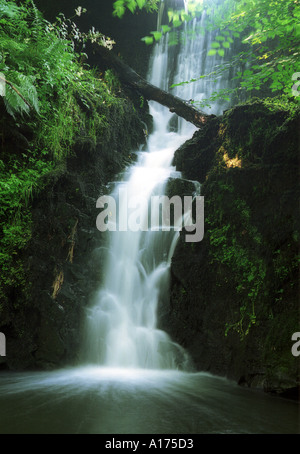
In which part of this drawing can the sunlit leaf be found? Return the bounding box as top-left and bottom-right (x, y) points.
(150, 30), (162, 41)
(141, 35), (153, 45)
(173, 19), (182, 28)
(126, 0), (136, 13)
(161, 24), (171, 34)
(136, 0), (146, 9)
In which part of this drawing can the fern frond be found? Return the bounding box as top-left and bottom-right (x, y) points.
(29, 0), (47, 41)
(2, 72), (39, 118)
(0, 1), (19, 20)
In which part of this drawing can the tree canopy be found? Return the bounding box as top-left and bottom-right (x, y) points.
(113, 0), (300, 105)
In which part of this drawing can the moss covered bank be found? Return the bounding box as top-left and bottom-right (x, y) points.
(160, 99), (300, 398)
(0, 88), (148, 370)
(0, 0), (151, 370)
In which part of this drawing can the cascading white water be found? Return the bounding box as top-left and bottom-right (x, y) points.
(84, 3), (232, 370)
(1, 3), (299, 438)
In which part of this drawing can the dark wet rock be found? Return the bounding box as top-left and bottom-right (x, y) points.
(0, 96), (147, 371)
(160, 101), (300, 398)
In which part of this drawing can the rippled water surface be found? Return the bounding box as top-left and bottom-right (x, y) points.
(0, 367), (298, 434)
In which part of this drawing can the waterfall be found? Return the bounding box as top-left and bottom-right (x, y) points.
(83, 4), (232, 370)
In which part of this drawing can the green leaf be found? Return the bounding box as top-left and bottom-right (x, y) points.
(161, 24), (171, 34)
(136, 0), (146, 9)
(208, 49), (217, 56)
(141, 36), (153, 45)
(150, 30), (162, 41)
(126, 0), (136, 13)
(181, 13), (192, 22)
(211, 41), (220, 48)
(218, 49), (225, 57)
(222, 41), (230, 48)
(113, 5), (125, 18)
(173, 19), (182, 28)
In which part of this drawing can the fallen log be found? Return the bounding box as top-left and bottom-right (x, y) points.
(92, 44), (215, 128)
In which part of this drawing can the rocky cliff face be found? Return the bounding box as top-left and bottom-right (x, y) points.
(1, 78), (298, 402)
(0, 97), (149, 370)
(161, 100), (300, 398)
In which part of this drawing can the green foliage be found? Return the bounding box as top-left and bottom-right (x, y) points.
(0, 0), (115, 119)
(140, 0), (299, 106)
(103, 69), (121, 94)
(202, 100), (299, 339)
(113, 0), (159, 18)
(113, 0), (161, 45)
(207, 194), (266, 339)
(0, 1), (127, 303)
(208, 0), (299, 102)
(0, 151), (53, 307)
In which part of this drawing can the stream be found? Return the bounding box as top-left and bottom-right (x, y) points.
(0, 2), (299, 435)
(0, 367), (299, 434)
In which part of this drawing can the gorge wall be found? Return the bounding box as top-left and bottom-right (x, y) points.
(1, 82), (299, 399)
(1, 1), (299, 400)
(160, 99), (300, 398)
(0, 91), (150, 370)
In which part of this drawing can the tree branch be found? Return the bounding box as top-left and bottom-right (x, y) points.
(0, 75), (33, 110)
(92, 44), (215, 128)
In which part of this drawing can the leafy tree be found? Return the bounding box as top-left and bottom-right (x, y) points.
(114, 0), (300, 105)
(202, 0), (300, 100)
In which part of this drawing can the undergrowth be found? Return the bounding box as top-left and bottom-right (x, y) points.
(0, 0), (123, 308)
